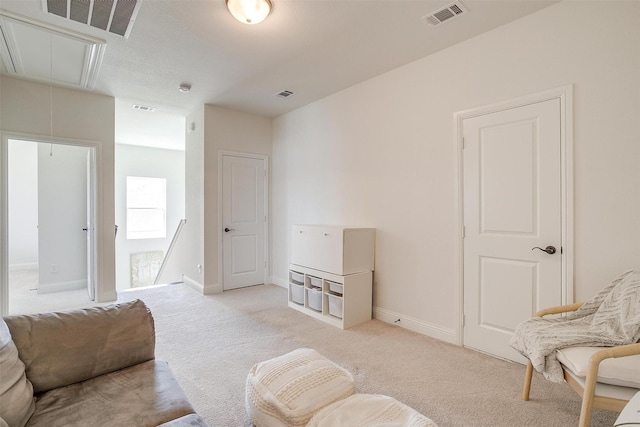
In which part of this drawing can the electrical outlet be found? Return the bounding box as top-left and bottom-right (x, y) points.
(197, 264), (202, 274)
(50, 264), (58, 273)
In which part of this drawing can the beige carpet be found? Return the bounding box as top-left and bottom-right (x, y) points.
(114, 283), (619, 427)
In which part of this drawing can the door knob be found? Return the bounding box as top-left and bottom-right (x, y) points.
(532, 245), (556, 255)
(224, 227), (235, 232)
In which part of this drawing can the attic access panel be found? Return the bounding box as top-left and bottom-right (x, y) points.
(45, 0), (142, 38)
(0, 12), (106, 89)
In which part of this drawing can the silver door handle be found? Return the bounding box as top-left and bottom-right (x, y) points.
(532, 246), (556, 255)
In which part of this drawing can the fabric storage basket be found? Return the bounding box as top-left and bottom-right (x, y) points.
(327, 281), (343, 295)
(290, 282), (304, 304)
(327, 293), (343, 319)
(307, 287), (322, 311)
(290, 271), (304, 284)
(308, 276), (322, 288)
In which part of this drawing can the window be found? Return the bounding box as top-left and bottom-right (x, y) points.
(126, 176), (166, 239)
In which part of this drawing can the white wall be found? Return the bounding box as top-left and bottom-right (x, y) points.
(7, 141), (38, 270)
(115, 144), (185, 290)
(37, 143), (89, 292)
(183, 107), (205, 288)
(1, 76), (117, 304)
(271, 1), (640, 340)
(183, 105), (271, 293)
(203, 106), (271, 292)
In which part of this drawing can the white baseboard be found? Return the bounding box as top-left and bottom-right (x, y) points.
(37, 280), (86, 295)
(270, 276), (455, 342)
(271, 275), (455, 343)
(182, 275), (222, 295)
(183, 275), (204, 293)
(373, 306), (457, 344)
(204, 283), (222, 295)
(8, 262), (38, 272)
(271, 275), (288, 288)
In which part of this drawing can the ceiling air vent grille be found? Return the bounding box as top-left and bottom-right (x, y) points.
(276, 90), (294, 99)
(422, 2), (467, 26)
(132, 104), (156, 112)
(45, 0), (142, 38)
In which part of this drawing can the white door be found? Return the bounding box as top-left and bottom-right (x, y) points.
(222, 154), (266, 290)
(463, 98), (562, 363)
(85, 150), (96, 300)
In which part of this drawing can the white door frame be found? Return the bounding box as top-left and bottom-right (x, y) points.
(217, 150), (269, 289)
(453, 85), (574, 346)
(86, 149), (96, 300)
(0, 131), (101, 316)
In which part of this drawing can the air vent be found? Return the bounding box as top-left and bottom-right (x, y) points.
(45, 0), (142, 38)
(132, 104), (156, 112)
(422, 1), (467, 26)
(276, 90), (294, 99)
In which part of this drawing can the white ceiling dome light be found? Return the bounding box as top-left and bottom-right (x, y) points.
(226, 0), (272, 25)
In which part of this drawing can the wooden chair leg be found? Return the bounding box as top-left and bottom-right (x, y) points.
(578, 369), (598, 427)
(522, 361), (534, 401)
(578, 391), (594, 427)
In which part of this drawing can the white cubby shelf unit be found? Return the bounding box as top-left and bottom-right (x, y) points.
(288, 264), (373, 329)
(288, 225), (375, 329)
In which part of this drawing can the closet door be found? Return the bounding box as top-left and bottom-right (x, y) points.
(463, 98), (563, 363)
(222, 154), (266, 290)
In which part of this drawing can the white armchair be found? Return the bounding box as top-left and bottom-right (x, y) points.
(521, 302), (640, 427)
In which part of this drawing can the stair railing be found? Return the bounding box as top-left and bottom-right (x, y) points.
(153, 219), (186, 285)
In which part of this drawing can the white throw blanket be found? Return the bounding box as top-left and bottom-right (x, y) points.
(510, 269), (640, 382)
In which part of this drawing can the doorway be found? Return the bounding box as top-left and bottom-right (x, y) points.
(2, 137), (97, 315)
(113, 99), (186, 291)
(220, 152), (268, 290)
(456, 87), (573, 363)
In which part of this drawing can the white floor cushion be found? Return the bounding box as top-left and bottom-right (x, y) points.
(245, 348), (355, 427)
(307, 394), (438, 427)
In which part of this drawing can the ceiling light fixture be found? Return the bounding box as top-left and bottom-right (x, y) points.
(226, 0), (272, 25)
(179, 83), (191, 93)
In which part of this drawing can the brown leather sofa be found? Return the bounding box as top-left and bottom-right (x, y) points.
(1, 299), (208, 427)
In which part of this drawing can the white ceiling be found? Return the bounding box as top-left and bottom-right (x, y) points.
(115, 98), (186, 150)
(0, 0), (559, 120)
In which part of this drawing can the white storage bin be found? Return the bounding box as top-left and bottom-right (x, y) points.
(327, 281), (343, 295)
(290, 282), (304, 305)
(307, 287), (322, 311)
(327, 293), (343, 319)
(308, 276), (322, 288)
(290, 270), (304, 284)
